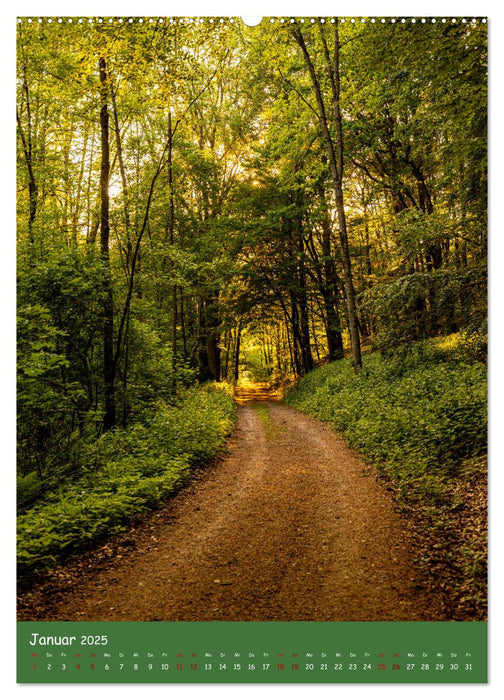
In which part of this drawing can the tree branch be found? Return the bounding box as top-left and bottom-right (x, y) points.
(277, 66), (320, 120)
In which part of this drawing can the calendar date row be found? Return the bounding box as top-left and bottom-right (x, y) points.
(36, 661), (475, 672)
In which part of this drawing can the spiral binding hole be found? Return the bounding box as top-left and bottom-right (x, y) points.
(16, 16), (487, 25)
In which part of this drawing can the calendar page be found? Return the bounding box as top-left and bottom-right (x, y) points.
(15, 10), (488, 685)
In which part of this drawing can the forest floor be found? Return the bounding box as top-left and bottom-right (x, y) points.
(18, 387), (448, 622)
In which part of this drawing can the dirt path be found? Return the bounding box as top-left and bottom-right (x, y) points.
(18, 394), (446, 621)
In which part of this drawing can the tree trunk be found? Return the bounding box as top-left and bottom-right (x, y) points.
(274, 324), (284, 373)
(298, 247), (314, 374)
(198, 300), (209, 379)
(293, 24), (362, 371)
(198, 296), (220, 381)
(233, 324), (241, 382)
(320, 182), (344, 360)
(206, 304), (221, 382)
(411, 162), (442, 271)
(99, 56), (116, 431)
(222, 329), (230, 380)
(290, 292), (303, 377)
(171, 285), (178, 390)
(180, 291), (187, 357)
(111, 86), (132, 270)
(121, 312), (131, 428)
(167, 112), (178, 393)
(16, 106), (38, 248)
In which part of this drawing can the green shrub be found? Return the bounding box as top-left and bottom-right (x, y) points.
(17, 383), (236, 579)
(285, 339), (487, 501)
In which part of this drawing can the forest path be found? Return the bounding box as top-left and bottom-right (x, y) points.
(18, 397), (445, 621)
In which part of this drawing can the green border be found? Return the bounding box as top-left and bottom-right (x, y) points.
(17, 621), (487, 683)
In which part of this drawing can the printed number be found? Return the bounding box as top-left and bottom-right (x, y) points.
(334, 663), (343, 671)
(407, 664), (415, 670)
(436, 664), (444, 670)
(262, 663), (270, 671)
(363, 664), (372, 670)
(80, 635), (108, 645)
(61, 664), (66, 671)
(465, 664), (473, 671)
(450, 664), (459, 671)
(248, 664), (255, 670)
(305, 663), (314, 671)
(148, 663), (153, 670)
(421, 664), (430, 671)
(205, 663), (212, 670)
(349, 663), (357, 670)
(234, 663), (241, 671)
(220, 663), (227, 670)
(119, 663), (124, 670)
(320, 663), (328, 671)
(46, 664), (52, 671)
(161, 663), (170, 670)
(104, 664), (109, 671)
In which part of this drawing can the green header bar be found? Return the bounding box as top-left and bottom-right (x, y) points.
(17, 621), (487, 683)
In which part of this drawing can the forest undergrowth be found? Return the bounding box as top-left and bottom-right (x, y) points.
(17, 383), (236, 584)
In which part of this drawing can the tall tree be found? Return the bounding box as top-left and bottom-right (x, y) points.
(291, 22), (362, 371)
(99, 55), (116, 431)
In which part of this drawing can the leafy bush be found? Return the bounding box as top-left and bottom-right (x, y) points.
(285, 339), (487, 502)
(17, 302), (90, 484)
(17, 250), (107, 485)
(17, 383), (236, 579)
